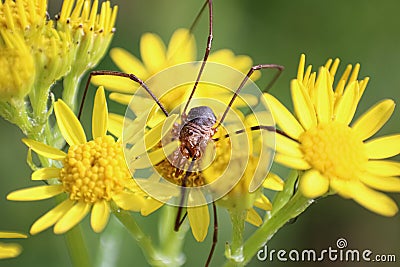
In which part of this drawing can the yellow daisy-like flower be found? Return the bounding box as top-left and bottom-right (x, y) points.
(265, 54), (400, 217)
(0, 231), (27, 259)
(7, 87), (144, 234)
(92, 28), (260, 111)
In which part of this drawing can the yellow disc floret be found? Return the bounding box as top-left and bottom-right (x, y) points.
(60, 135), (131, 203)
(299, 121), (368, 180)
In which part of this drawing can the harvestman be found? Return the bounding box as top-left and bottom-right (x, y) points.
(79, 0), (284, 266)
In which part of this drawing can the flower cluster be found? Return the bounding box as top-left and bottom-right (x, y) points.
(0, 0), (117, 136)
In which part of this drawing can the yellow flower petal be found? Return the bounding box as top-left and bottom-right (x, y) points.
(334, 81), (358, 124)
(22, 138), (66, 160)
(352, 99), (395, 141)
(30, 199), (75, 235)
(31, 167), (60, 180)
(141, 198), (164, 216)
(275, 134), (303, 158)
(109, 92), (131, 105)
(54, 202), (91, 234)
(253, 194), (273, 211)
(187, 204), (209, 242)
(0, 243), (22, 259)
(91, 201), (110, 233)
(348, 63), (360, 84)
(365, 134), (400, 159)
(108, 113), (124, 138)
(349, 181), (398, 217)
(290, 80), (317, 130)
(330, 179), (352, 199)
(127, 95), (157, 115)
(366, 160), (400, 176)
(299, 170), (329, 198)
(297, 54), (306, 81)
(360, 173), (400, 192)
(263, 93), (304, 140)
(230, 55), (254, 75)
(328, 58), (340, 78)
(112, 191), (144, 211)
(0, 232), (27, 239)
(92, 75), (138, 94)
(262, 173), (284, 191)
(92, 86), (108, 139)
(140, 32), (166, 74)
(110, 47), (148, 77)
(314, 67), (333, 123)
(209, 49), (235, 65)
(130, 114), (178, 159)
(166, 28), (196, 65)
(131, 140), (179, 169)
(54, 99), (86, 146)
(274, 153), (311, 170)
(245, 208), (263, 227)
(7, 185), (64, 201)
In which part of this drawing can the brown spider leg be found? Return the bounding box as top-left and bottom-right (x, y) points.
(78, 70), (169, 120)
(216, 64), (284, 128)
(174, 156), (196, 231)
(212, 126), (297, 143)
(182, 0), (213, 116)
(189, 0), (208, 34)
(205, 202), (218, 267)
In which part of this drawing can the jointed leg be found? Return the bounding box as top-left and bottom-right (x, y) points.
(182, 0), (213, 116)
(217, 64), (284, 128)
(78, 70), (169, 120)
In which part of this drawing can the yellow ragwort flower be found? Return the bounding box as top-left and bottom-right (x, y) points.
(265, 54), (400, 217)
(7, 87), (144, 234)
(0, 231), (27, 259)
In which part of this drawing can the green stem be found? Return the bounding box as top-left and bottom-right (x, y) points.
(62, 71), (85, 113)
(64, 225), (92, 267)
(94, 216), (125, 267)
(270, 170), (299, 216)
(158, 206), (188, 266)
(230, 191), (312, 266)
(226, 209), (247, 266)
(112, 207), (166, 267)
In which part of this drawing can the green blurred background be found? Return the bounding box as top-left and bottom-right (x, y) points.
(1, 0), (400, 266)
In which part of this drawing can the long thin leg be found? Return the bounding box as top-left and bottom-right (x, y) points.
(182, 0), (213, 116)
(189, 0), (208, 34)
(205, 202), (218, 267)
(212, 125), (296, 142)
(174, 157), (197, 231)
(78, 70), (169, 120)
(216, 64), (284, 128)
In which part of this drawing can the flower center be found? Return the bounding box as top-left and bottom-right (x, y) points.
(299, 122), (368, 180)
(60, 136), (131, 203)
